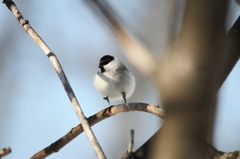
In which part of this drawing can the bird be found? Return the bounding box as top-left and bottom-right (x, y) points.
(93, 55), (135, 105)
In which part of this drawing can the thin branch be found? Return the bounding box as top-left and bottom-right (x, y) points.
(31, 103), (164, 159)
(217, 15), (240, 88)
(0, 147), (11, 158)
(127, 129), (134, 153)
(121, 129), (136, 159)
(85, 0), (157, 76)
(2, 0), (105, 158)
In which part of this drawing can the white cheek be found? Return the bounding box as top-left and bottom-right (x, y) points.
(105, 59), (121, 71)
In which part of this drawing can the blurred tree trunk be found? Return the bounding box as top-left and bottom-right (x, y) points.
(152, 1), (228, 159)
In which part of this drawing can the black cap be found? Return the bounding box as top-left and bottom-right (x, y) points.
(99, 55), (114, 68)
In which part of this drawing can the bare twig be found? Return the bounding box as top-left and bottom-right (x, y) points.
(0, 147), (11, 158)
(121, 129), (135, 159)
(85, 0), (157, 76)
(127, 129), (134, 153)
(31, 103), (164, 159)
(2, 0), (105, 158)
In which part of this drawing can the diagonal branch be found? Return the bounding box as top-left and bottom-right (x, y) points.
(31, 103), (164, 159)
(85, 0), (157, 76)
(217, 15), (240, 88)
(2, 0), (105, 158)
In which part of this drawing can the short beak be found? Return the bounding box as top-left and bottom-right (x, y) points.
(98, 65), (105, 72)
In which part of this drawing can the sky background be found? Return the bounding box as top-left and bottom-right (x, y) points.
(0, 0), (240, 158)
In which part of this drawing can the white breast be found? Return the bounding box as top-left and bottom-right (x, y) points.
(93, 68), (135, 101)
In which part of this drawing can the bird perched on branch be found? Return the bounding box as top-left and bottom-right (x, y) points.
(93, 55), (135, 105)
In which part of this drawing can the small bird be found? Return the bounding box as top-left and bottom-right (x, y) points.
(93, 55), (135, 105)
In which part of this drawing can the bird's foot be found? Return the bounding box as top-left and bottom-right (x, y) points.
(121, 92), (127, 106)
(103, 96), (110, 105)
